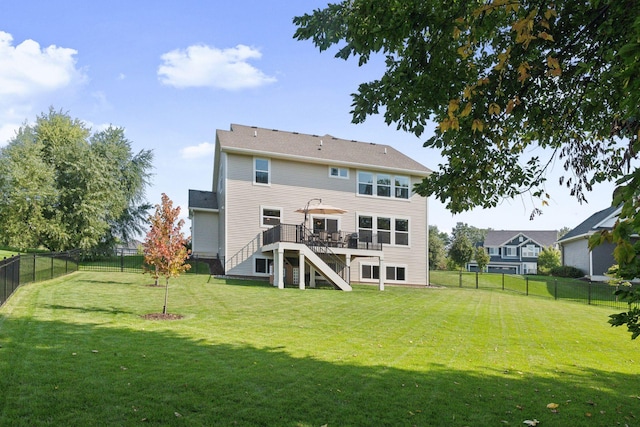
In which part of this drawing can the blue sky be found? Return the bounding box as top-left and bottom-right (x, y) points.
(0, 1), (616, 235)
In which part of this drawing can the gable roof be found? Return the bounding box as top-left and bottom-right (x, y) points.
(558, 205), (620, 243)
(216, 124), (431, 176)
(483, 230), (558, 248)
(188, 190), (218, 211)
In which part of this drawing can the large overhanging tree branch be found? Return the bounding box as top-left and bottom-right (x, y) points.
(294, 0), (640, 338)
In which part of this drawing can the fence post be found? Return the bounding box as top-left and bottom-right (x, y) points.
(475, 271), (479, 289)
(554, 279), (558, 300)
(588, 281), (592, 305)
(526, 276), (529, 296)
(33, 253), (37, 283)
(50, 256), (54, 280)
(459, 270), (462, 287)
(502, 273), (505, 290)
(120, 249), (124, 272)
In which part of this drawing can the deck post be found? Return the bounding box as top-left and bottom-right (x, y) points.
(275, 247), (285, 289)
(299, 251), (306, 290)
(378, 257), (385, 291)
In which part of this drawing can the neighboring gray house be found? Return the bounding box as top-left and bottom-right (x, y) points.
(557, 205), (620, 281)
(188, 124), (431, 290)
(467, 230), (558, 274)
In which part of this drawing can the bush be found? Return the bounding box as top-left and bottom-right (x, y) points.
(549, 265), (584, 278)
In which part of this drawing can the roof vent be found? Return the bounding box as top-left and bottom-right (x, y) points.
(254, 130), (257, 137)
(384, 147), (387, 154)
(320, 140), (323, 146)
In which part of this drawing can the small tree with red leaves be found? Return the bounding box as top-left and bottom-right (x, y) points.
(143, 193), (191, 314)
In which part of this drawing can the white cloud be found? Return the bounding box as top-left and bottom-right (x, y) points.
(0, 31), (86, 98)
(180, 142), (214, 159)
(158, 44), (276, 90)
(0, 122), (19, 147)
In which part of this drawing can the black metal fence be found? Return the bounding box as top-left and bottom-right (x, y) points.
(77, 248), (214, 275)
(0, 251), (79, 307)
(431, 270), (638, 310)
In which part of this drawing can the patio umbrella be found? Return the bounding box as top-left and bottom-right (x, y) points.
(295, 198), (347, 228)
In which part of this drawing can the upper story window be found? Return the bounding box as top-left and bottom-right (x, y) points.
(358, 171), (410, 199)
(521, 244), (540, 258)
(329, 167), (349, 179)
(358, 214), (409, 246)
(261, 207), (281, 227)
(487, 247), (499, 256)
(254, 158), (270, 185)
(505, 246), (517, 257)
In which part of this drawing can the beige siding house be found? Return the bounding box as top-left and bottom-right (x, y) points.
(189, 124), (431, 290)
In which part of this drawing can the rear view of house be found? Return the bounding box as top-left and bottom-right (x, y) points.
(189, 124), (431, 290)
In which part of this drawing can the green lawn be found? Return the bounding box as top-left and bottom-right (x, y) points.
(0, 272), (638, 426)
(0, 249), (19, 259)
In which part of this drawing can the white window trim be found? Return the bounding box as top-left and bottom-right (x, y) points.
(329, 166), (349, 179)
(487, 247), (499, 256)
(356, 170), (411, 200)
(360, 262), (408, 283)
(253, 157), (271, 186)
(260, 205), (282, 228)
(521, 244), (540, 258)
(357, 212), (411, 247)
(504, 246), (518, 257)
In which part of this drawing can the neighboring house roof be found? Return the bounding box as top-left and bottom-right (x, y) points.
(188, 189), (218, 210)
(558, 205), (621, 243)
(483, 230), (558, 248)
(217, 124), (432, 176)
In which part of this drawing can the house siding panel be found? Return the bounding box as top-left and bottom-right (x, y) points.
(561, 239), (590, 275)
(591, 242), (616, 276)
(191, 211), (218, 257)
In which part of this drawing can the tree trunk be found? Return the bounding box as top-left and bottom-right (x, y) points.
(163, 277), (169, 314)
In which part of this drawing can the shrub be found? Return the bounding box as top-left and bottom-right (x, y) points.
(550, 265), (584, 278)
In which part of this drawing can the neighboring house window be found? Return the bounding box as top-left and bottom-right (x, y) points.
(255, 258), (269, 274)
(261, 207), (281, 226)
(487, 247), (499, 256)
(329, 167), (348, 178)
(523, 262), (537, 274)
(357, 171), (410, 199)
(358, 214), (409, 246)
(254, 158), (270, 185)
(505, 246), (517, 257)
(518, 236), (524, 242)
(521, 244), (540, 258)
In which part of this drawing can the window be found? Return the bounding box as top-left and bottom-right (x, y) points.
(255, 258), (269, 274)
(361, 264), (380, 280)
(313, 217), (339, 233)
(358, 215), (373, 242)
(361, 264), (406, 282)
(523, 263), (537, 274)
(395, 176), (410, 199)
(261, 207), (281, 226)
(254, 158), (270, 185)
(521, 244), (540, 258)
(357, 171), (410, 199)
(487, 247), (499, 256)
(386, 266), (406, 281)
(358, 172), (374, 195)
(395, 219), (409, 246)
(377, 174), (391, 197)
(358, 214), (409, 246)
(330, 167), (348, 178)
(377, 217), (391, 244)
(505, 246), (517, 257)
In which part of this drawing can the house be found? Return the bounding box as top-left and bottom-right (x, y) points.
(467, 230), (558, 274)
(188, 124), (431, 290)
(557, 205), (620, 281)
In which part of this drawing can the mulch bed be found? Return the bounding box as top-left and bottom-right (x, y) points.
(140, 313), (184, 320)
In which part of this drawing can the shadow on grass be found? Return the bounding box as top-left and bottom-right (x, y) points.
(0, 317), (637, 426)
(41, 304), (136, 316)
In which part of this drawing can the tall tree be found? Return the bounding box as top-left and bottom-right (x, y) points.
(450, 222), (487, 247)
(294, 2), (640, 338)
(143, 193), (191, 315)
(448, 234), (474, 271)
(428, 225), (448, 270)
(0, 109), (153, 251)
(474, 247), (491, 273)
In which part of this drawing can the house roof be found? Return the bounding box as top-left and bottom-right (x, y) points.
(558, 205), (620, 243)
(483, 230), (558, 247)
(216, 124), (432, 176)
(188, 189), (218, 210)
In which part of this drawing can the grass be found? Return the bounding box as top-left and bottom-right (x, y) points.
(0, 249), (19, 259)
(0, 272), (638, 426)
